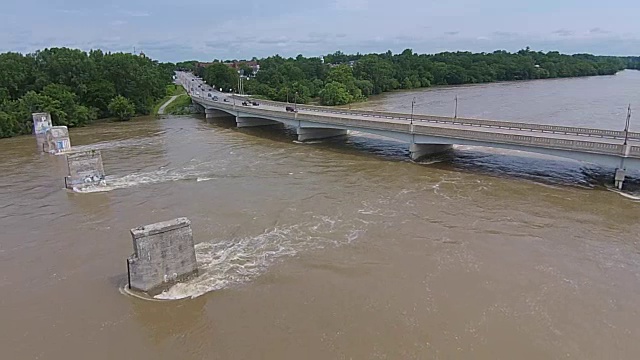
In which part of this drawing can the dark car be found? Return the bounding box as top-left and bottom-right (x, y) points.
(242, 101), (249, 106)
(213, 96), (218, 101)
(285, 106), (297, 112)
(252, 101), (259, 106)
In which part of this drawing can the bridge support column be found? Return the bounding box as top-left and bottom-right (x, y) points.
(296, 128), (347, 141)
(236, 116), (280, 127)
(205, 108), (232, 119)
(410, 143), (453, 161)
(614, 168), (626, 190)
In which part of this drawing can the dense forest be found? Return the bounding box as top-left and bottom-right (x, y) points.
(193, 48), (633, 106)
(0, 48), (174, 138)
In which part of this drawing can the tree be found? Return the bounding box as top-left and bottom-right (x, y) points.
(320, 82), (351, 105)
(108, 95), (135, 121)
(202, 63), (239, 92)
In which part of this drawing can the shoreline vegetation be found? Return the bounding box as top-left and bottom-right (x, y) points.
(186, 48), (639, 107)
(0, 48), (174, 138)
(2, 47), (639, 139)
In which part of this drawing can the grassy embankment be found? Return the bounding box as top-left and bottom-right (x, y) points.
(162, 93), (192, 115)
(152, 84), (186, 115)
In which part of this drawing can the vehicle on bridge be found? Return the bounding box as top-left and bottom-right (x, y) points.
(252, 101), (259, 106)
(285, 106), (297, 112)
(223, 98), (229, 102)
(242, 101), (249, 106)
(213, 96), (218, 101)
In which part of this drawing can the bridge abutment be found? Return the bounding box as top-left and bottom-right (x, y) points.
(236, 116), (280, 127)
(410, 143), (453, 161)
(296, 128), (347, 141)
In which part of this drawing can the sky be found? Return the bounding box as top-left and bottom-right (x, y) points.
(1, 0), (639, 62)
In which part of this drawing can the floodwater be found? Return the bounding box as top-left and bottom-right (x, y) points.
(1, 71), (639, 359)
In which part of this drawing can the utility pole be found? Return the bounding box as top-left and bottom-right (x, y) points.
(294, 91), (298, 111)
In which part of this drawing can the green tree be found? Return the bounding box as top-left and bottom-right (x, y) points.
(320, 82), (351, 105)
(202, 63), (239, 92)
(108, 95), (135, 121)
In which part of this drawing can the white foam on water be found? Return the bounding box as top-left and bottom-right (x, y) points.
(72, 167), (219, 193)
(154, 216), (366, 300)
(606, 187), (640, 201)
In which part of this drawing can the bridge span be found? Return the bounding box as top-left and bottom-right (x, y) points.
(178, 73), (639, 189)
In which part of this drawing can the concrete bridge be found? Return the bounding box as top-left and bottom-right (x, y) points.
(177, 72), (640, 189)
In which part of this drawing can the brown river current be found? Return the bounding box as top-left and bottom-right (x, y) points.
(1, 71), (639, 359)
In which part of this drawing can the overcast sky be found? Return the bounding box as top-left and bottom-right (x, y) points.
(1, 0), (639, 62)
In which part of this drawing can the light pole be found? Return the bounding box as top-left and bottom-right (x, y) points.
(624, 104), (631, 146)
(294, 91), (298, 111)
(454, 94), (458, 119)
(410, 97), (416, 125)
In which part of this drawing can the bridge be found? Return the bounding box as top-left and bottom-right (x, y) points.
(176, 72), (640, 189)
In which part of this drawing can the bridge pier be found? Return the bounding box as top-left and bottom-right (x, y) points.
(296, 128), (347, 142)
(614, 168), (626, 190)
(410, 143), (453, 161)
(205, 108), (231, 119)
(236, 116), (280, 127)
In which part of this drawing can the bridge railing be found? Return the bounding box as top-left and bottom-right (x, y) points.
(412, 125), (627, 156)
(195, 98), (639, 158)
(237, 96), (640, 141)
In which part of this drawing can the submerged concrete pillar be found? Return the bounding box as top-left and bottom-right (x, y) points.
(614, 168), (626, 190)
(409, 143), (453, 161)
(127, 217), (198, 293)
(32, 112), (52, 150)
(236, 116), (280, 127)
(43, 126), (72, 154)
(296, 127), (347, 141)
(64, 150), (106, 190)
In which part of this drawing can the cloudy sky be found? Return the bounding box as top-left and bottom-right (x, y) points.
(1, 0), (639, 62)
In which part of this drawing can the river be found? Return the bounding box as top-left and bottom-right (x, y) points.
(1, 71), (639, 359)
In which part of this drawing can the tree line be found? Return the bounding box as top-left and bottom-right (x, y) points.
(194, 48), (634, 106)
(0, 48), (174, 138)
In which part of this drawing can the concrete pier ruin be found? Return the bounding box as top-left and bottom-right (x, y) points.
(127, 218), (198, 293)
(43, 126), (71, 154)
(64, 150), (106, 190)
(32, 112), (52, 150)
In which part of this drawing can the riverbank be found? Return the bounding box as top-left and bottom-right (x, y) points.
(152, 84), (186, 115)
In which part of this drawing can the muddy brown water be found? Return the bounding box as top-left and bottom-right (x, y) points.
(1, 71), (639, 359)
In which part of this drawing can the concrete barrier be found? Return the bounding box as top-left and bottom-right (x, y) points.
(43, 126), (71, 154)
(127, 217), (198, 293)
(32, 112), (52, 150)
(64, 150), (106, 189)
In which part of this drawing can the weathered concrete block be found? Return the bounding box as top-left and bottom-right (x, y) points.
(33, 112), (53, 150)
(127, 218), (198, 293)
(64, 150), (106, 189)
(43, 126), (71, 154)
(32, 112), (52, 135)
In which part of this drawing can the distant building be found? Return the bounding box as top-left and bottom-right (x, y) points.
(197, 60), (260, 75)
